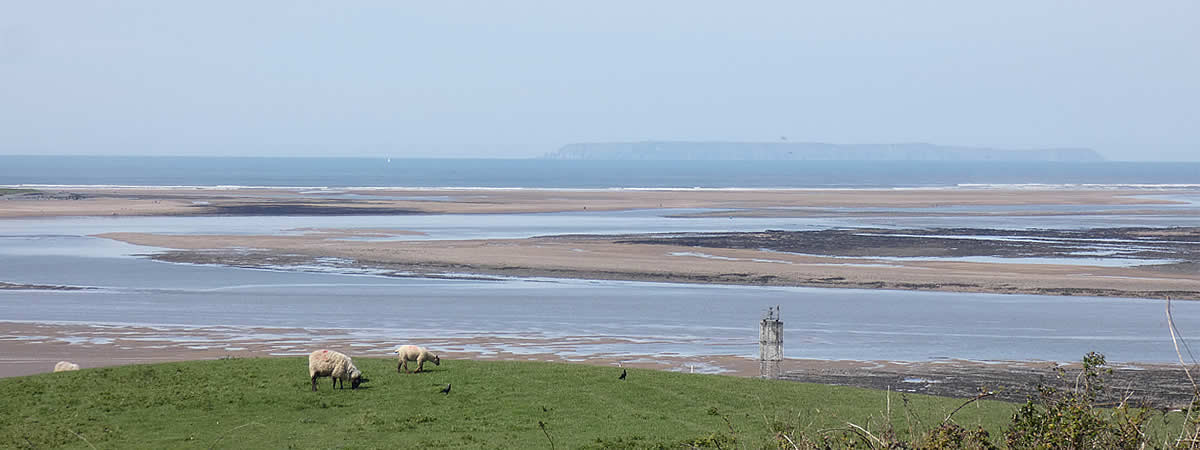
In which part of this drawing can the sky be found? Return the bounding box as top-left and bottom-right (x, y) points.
(1, 1), (1197, 161)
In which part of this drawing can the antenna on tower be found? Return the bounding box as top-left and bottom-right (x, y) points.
(759, 305), (783, 379)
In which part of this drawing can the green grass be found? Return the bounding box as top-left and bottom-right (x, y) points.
(1, 358), (1018, 449)
(0, 188), (37, 195)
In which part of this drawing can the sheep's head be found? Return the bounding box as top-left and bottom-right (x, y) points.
(432, 354), (440, 366)
(350, 369), (364, 389)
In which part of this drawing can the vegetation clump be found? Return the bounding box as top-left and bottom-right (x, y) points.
(771, 352), (1194, 449)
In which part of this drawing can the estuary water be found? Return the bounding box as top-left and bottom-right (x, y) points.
(2, 210), (1198, 364)
(2, 253), (1195, 363)
(2, 205), (1199, 241)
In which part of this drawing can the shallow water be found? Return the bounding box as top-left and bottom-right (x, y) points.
(2, 252), (1198, 363)
(3, 208), (1199, 364)
(3, 207), (1198, 241)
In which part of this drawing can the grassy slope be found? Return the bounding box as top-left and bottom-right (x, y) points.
(1, 358), (1018, 449)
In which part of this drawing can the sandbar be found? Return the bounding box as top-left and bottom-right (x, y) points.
(1, 186), (1192, 217)
(96, 230), (1200, 299)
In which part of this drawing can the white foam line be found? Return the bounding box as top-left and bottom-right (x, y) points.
(956, 183), (1200, 190)
(11, 183), (1198, 192)
(874, 233), (1196, 247)
(669, 251), (792, 264)
(760, 248), (1182, 268)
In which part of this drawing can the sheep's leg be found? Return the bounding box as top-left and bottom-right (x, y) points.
(397, 360), (403, 373)
(333, 378), (339, 389)
(416, 357), (424, 373)
(311, 375), (318, 392)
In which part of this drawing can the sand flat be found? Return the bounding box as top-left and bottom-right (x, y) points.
(1, 186), (1188, 217)
(95, 231), (1200, 299)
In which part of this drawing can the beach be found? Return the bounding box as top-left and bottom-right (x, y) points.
(0, 186), (1190, 217)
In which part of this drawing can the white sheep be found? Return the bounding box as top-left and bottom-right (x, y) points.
(393, 345), (440, 373)
(53, 361), (80, 372)
(308, 349), (364, 391)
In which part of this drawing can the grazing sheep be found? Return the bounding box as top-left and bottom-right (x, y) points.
(393, 345), (440, 373)
(308, 349), (364, 391)
(53, 361), (80, 372)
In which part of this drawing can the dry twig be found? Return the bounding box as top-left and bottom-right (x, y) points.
(68, 430), (96, 450)
(943, 391), (996, 424)
(1167, 297), (1200, 448)
(1167, 297), (1200, 395)
(538, 420), (554, 450)
(845, 422), (885, 449)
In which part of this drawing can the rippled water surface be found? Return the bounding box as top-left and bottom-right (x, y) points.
(3, 207), (1199, 363)
(2, 238), (1197, 363)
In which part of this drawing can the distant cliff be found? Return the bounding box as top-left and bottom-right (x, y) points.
(543, 142), (1104, 161)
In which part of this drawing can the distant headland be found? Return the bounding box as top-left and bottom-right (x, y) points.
(543, 141), (1104, 161)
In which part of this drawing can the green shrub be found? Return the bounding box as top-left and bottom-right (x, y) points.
(1004, 353), (1151, 449)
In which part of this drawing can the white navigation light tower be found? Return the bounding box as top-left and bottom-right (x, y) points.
(760, 305), (783, 379)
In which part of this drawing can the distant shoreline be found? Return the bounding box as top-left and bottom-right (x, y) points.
(546, 141), (1103, 161)
(0, 185), (1192, 218)
(7, 183), (1200, 191)
(4, 156), (1200, 190)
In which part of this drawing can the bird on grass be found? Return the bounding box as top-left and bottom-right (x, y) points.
(619, 369), (627, 380)
(440, 383), (451, 394)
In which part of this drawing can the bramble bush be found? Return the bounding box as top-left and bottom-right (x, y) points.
(772, 351), (1195, 449)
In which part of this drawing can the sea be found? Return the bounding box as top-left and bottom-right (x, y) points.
(2, 155), (1200, 369)
(2, 155), (1199, 189)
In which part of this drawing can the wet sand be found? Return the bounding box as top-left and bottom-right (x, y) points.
(96, 230), (1200, 299)
(0, 186), (1190, 218)
(0, 321), (758, 378)
(0, 282), (89, 291)
(780, 358), (1198, 408)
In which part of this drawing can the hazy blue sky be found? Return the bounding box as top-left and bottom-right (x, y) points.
(2, 1), (1197, 160)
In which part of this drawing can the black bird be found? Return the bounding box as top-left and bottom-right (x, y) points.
(440, 383), (451, 394)
(619, 369), (627, 380)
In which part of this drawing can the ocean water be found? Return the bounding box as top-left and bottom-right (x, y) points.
(2, 155), (1199, 188)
